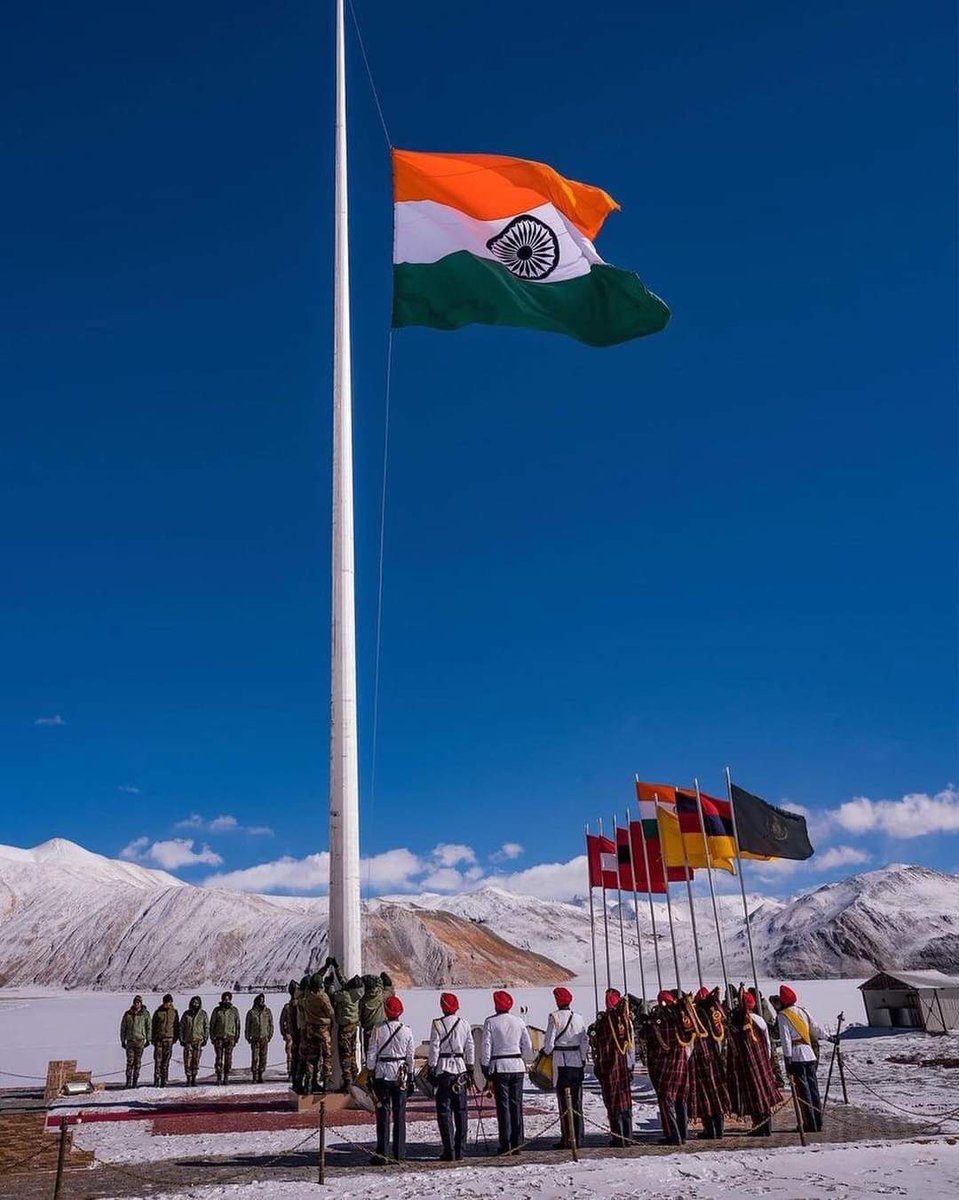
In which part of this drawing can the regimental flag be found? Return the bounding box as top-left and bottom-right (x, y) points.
(656, 800), (736, 874)
(392, 150), (670, 347)
(625, 822), (692, 893)
(730, 783), (815, 861)
(586, 833), (620, 889)
(675, 788), (738, 868)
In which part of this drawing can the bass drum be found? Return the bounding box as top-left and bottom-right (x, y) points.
(526, 1025), (546, 1061)
(349, 1067), (376, 1113)
(413, 1062), (435, 1099)
(528, 1050), (554, 1092)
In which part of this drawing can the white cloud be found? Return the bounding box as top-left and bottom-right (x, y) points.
(831, 787), (959, 839)
(815, 845), (871, 871)
(485, 855), (589, 902)
(34, 714), (65, 726)
(491, 842), (524, 863)
(175, 813), (273, 837)
(432, 843), (476, 868)
(205, 847), (423, 893)
(118, 785), (141, 795)
(123, 837), (222, 869)
(421, 867), (470, 891)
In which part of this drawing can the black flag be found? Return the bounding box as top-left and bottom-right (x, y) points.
(730, 783), (814, 860)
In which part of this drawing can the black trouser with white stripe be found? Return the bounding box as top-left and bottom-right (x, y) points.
(491, 1072), (524, 1152)
(556, 1065), (585, 1146)
(434, 1072), (468, 1158)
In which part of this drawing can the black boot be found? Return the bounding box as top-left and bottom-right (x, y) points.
(125, 1070), (133, 1089)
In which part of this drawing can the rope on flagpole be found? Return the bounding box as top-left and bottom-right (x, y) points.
(347, 0), (394, 148)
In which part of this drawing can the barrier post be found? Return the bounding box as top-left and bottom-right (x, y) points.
(788, 1072), (807, 1146)
(53, 1117), (68, 1200)
(317, 1097), (326, 1184)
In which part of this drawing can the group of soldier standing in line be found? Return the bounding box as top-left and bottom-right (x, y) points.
(119, 991), (274, 1087)
(119, 963), (825, 1166)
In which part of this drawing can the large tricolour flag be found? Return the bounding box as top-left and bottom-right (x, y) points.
(392, 150), (670, 347)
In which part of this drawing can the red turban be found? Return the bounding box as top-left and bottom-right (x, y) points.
(440, 992), (459, 1015)
(695, 987), (711, 1002)
(384, 995), (404, 1019)
(744, 991), (756, 1011)
(553, 986), (573, 1007)
(658, 989), (676, 1005)
(779, 984), (797, 1007)
(605, 988), (621, 1010)
(493, 990), (513, 1012)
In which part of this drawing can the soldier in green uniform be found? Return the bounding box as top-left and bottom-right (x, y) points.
(245, 993), (274, 1083)
(179, 996), (209, 1086)
(280, 981), (298, 1081)
(326, 959), (363, 1092)
(210, 991), (241, 1085)
(359, 972), (394, 1052)
(151, 994), (180, 1087)
(120, 995), (151, 1088)
(298, 973), (335, 1093)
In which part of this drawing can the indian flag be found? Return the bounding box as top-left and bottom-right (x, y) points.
(392, 150), (670, 348)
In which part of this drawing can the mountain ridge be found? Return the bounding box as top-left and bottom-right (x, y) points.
(0, 840), (956, 987)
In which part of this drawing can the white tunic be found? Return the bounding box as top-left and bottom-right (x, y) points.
(428, 1015), (475, 1076)
(366, 1019), (415, 1081)
(777, 1005), (823, 1065)
(542, 1008), (589, 1074)
(749, 1010), (772, 1056)
(480, 1012), (532, 1075)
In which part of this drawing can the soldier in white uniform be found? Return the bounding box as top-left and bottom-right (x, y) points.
(428, 991), (475, 1161)
(480, 990), (532, 1156)
(542, 985), (589, 1148)
(366, 994), (415, 1164)
(777, 984), (825, 1133)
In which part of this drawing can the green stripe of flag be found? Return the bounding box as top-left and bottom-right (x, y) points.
(393, 252), (670, 348)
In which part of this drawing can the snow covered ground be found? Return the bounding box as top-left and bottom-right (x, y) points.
(79, 1141), (959, 1200)
(1, 979), (867, 1084)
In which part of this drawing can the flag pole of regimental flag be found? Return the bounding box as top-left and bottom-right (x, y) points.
(392, 150), (670, 347)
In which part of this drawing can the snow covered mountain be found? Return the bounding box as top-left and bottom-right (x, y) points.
(0, 840), (956, 988)
(0, 840), (570, 989)
(743, 864), (959, 977)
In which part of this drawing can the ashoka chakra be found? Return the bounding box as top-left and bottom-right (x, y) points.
(486, 215), (560, 281)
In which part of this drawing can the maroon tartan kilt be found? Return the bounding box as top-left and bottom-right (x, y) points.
(645, 1035), (690, 1103)
(689, 1036), (730, 1120)
(592, 1014), (633, 1115)
(726, 1026), (782, 1118)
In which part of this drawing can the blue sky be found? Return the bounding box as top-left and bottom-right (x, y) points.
(2, 0), (956, 898)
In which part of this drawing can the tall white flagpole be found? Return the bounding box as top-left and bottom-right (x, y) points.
(328, 0), (362, 977)
(726, 766), (760, 1000)
(693, 777), (731, 997)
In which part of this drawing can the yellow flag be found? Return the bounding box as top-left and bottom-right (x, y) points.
(656, 803), (737, 875)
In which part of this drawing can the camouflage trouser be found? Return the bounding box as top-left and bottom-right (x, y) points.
(214, 1038), (236, 1081)
(183, 1041), (203, 1081)
(284, 1035), (295, 1078)
(302, 1023), (333, 1086)
(337, 1023), (359, 1087)
(153, 1038), (174, 1086)
(124, 1040), (145, 1085)
(250, 1038), (269, 1081)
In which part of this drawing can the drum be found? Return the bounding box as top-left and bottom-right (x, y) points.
(413, 1062), (436, 1099)
(528, 1050), (554, 1092)
(526, 1025), (546, 1061)
(349, 1067), (376, 1113)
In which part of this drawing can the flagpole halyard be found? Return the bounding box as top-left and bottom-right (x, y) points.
(634, 781), (663, 992)
(694, 777), (731, 998)
(624, 809), (647, 1005)
(585, 823), (600, 1016)
(726, 766), (761, 999)
(613, 815), (629, 995)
